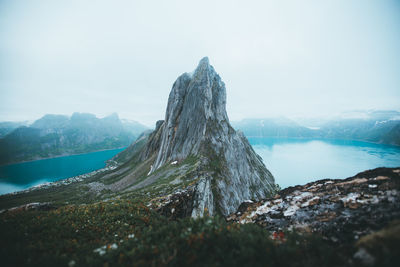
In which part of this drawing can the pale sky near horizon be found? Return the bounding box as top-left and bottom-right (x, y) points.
(1, 0), (399, 127)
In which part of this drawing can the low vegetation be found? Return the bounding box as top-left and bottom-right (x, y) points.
(1, 198), (398, 267)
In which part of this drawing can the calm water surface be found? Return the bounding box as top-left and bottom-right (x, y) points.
(1, 139), (400, 195)
(249, 138), (400, 189)
(0, 148), (124, 195)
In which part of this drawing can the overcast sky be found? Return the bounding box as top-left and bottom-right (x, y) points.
(1, 0), (399, 126)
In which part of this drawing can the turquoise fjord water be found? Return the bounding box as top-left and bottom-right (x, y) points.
(0, 138), (400, 195)
(0, 148), (125, 195)
(249, 138), (400, 189)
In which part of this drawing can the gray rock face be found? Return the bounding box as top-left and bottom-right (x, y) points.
(149, 57), (276, 216)
(152, 57), (227, 170)
(100, 57), (276, 217)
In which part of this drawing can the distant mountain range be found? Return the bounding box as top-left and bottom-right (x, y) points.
(1, 109), (399, 166)
(232, 110), (400, 146)
(232, 117), (318, 139)
(0, 113), (148, 165)
(0, 121), (29, 138)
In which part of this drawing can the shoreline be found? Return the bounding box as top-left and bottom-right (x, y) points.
(0, 146), (127, 167)
(0, 163), (119, 197)
(246, 136), (400, 148)
(2, 137), (399, 168)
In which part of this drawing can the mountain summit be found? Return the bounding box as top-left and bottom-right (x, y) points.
(152, 57), (228, 172)
(102, 57), (276, 216)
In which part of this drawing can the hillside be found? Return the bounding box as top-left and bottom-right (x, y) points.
(232, 117), (319, 138)
(233, 111), (400, 146)
(0, 167), (398, 266)
(0, 113), (148, 165)
(0, 121), (29, 138)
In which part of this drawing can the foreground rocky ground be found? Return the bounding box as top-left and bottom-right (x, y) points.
(0, 167), (399, 266)
(227, 167), (400, 265)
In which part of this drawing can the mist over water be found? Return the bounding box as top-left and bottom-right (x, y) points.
(250, 138), (400, 189)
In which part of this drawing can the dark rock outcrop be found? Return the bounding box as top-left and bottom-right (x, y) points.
(227, 167), (400, 243)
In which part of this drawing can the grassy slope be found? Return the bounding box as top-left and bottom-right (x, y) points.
(1, 164), (399, 266)
(0, 152), (200, 211)
(1, 198), (399, 267)
(0, 199), (354, 267)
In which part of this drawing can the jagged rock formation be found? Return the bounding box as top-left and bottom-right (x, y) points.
(101, 57), (276, 216)
(152, 57), (228, 171)
(227, 167), (400, 243)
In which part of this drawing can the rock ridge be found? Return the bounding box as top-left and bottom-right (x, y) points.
(104, 57), (276, 216)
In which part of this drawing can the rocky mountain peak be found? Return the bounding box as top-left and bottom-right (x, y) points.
(152, 57), (228, 171)
(102, 58), (276, 217)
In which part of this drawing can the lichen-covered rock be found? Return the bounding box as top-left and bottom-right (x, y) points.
(227, 167), (400, 243)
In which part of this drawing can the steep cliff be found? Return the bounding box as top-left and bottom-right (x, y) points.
(100, 57), (276, 216)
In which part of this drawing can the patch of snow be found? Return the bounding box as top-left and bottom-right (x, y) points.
(368, 184), (377, 188)
(147, 165), (153, 176)
(284, 205), (299, 217)
(340, 192), (360, 203)
(94, 245), (107, 256)
(250, 201), (272, 217)
(128, 234), (135, 239)
(171, 161), (178, 165)
(240, 219), (251, 224)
